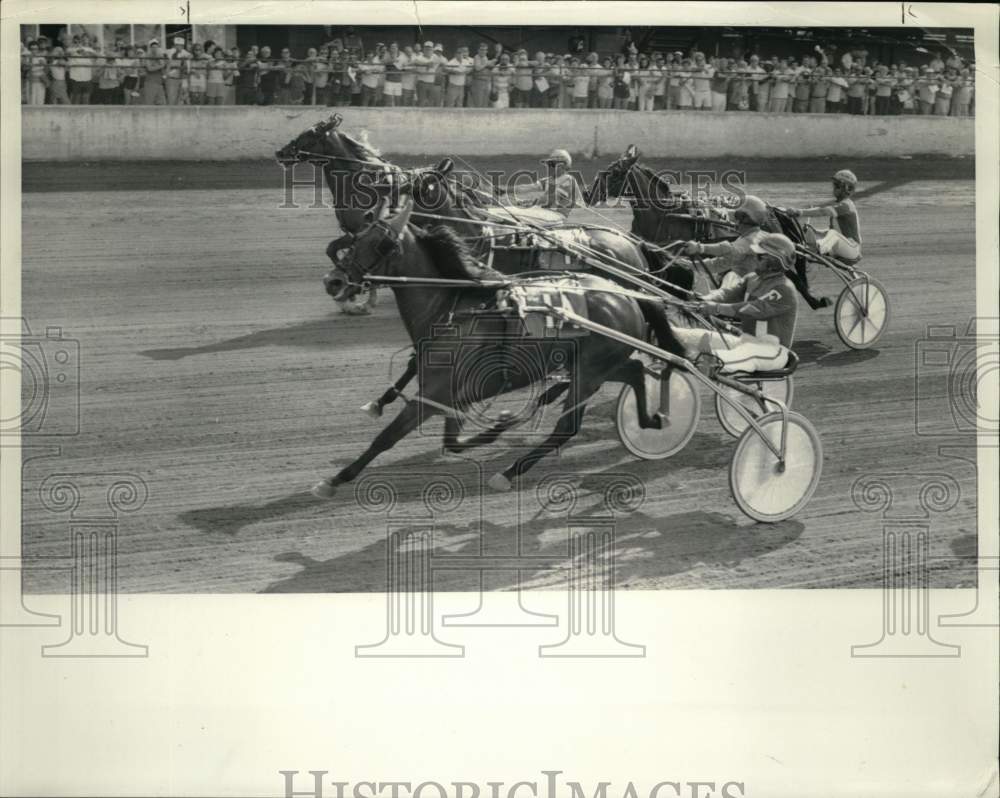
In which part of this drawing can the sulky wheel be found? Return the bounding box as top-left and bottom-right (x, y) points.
(729, 411), (823, 523)
(715, 376), (793, 438)
(834, 275), (889, 350)
(616, 366), (701, 460)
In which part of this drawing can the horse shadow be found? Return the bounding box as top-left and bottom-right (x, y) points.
(138, 315), (364, 361)
(795, 339), (880, 369)
(260, 499), (804, 593)
(176, 427), (734, 539)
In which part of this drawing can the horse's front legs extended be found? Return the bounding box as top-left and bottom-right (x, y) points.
(361, 352), (418, 418)
(312, 399), (428, 498)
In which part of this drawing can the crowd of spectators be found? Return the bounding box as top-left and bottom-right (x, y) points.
(21, 29), (975, 116)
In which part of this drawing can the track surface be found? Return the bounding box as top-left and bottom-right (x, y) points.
(21, 159), (978, 592)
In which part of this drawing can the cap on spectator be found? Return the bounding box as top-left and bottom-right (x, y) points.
(423, 41), (433, 48)
(173, 36), (185, 45)
(434, 43), (444, 52)
(149, 38), (159, 46)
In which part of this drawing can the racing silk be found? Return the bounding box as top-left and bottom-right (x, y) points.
(798, 198), (861, 244)
(703, 271), (798, 348)
(519, 173), (580, 217)
(699, 228), (765, 275)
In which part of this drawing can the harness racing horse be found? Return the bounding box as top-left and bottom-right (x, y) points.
(357, 162), (699, 419)
(274, 116), (692, 417)
(590, 145), (734, 245)
(311, 197), (687, 499)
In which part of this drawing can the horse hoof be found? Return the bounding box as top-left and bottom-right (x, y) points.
(488, 473), (512, 492)
(311, 479), (338, 499)
(360, 401), (382, 419)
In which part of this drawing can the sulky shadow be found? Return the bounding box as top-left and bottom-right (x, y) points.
(794, 339), (880, 368)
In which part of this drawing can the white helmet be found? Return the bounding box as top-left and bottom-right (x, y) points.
(751, 232), (796, 270)
(543, 148), (572, 167)
(833, 169), (858, 190)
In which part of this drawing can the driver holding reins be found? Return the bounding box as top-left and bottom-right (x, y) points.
(512, 148), (581, 217)
(783, 169), (862, 263)
(679, 194), (770, 283)
(674, 232), (799, 374)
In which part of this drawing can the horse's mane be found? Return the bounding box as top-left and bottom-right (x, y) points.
(413, 224), (488, 280)
(336, 129), (387, 166)
(633, 163), (675, 198)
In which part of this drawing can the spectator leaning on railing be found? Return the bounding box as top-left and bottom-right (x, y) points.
(19, 31), (975, 116)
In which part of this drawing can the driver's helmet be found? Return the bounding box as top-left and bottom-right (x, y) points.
(751, 232), (796, 271)
(832, 169), (858, 193)
(733, 194), (768, 227)
(543, 148), (572, 168)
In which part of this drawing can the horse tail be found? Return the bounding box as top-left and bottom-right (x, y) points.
(636, 298), (686, 361)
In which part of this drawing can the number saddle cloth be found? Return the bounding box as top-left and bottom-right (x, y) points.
(481, 223), (596, 273)
(447, 275), (592, 341)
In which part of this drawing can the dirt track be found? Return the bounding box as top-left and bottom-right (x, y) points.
(21, 158), (978, 592)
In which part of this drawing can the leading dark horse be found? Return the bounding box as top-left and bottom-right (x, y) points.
(590, 144), (736, 245)
(311, 197), (686, 498)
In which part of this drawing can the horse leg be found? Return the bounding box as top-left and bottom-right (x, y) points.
(441, 411), (517, 453)
(312, 400), (429, 498)
(362, 352), (417, 418)
(784, 260), (829, 310)
(487, 367), (606, 492)
(613, 359), (662, 429)
(534, 380), (570, 409)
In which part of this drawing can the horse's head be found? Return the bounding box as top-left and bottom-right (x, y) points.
(326, 197), (413, 303)
(275, 114), (345, 165)
(593, 144), (641, 203)
(404, 158), (490, 230)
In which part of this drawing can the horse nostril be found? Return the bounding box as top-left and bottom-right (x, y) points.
(323, 272), (345, 296)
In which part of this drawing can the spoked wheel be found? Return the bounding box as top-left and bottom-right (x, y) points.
(616, 366), (701, 460)
(835, 275), (889, 349)
(729, 411), (823, 523)
(715, 377), (793, 438)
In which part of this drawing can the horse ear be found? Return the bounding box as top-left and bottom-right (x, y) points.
(435, 158), (454, 175)
(386, 195), (414, 233)
(625, 144), (639, 161)
(328, 113), (342, 130)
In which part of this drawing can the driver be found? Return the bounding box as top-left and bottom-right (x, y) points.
(674, 232), (799, 374)
(783, 169), (862, 262)
(679, 194), (770, 283)
(512, 148), (581, 217)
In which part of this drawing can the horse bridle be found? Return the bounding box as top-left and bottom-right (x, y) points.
(338, 201), (407, 292)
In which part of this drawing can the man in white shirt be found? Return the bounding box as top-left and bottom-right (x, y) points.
(690, 51), (713, 110)
(444, 45), (472, 107)
(469, 43), (495, 107)
(412, 41), (442, 107)
(164, 36), (191, 105)
(67, 34), (97, 104)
